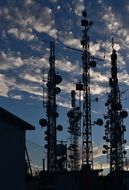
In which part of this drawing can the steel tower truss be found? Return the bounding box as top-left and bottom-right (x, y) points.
(67, 90), (82, 171)
(39, 41), (62, 172)
(47, 41), (57, 171)
(81, 11), (93, 168)
(103, 40), (127, 171)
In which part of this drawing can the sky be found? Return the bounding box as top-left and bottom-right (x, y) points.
(0, 0), (129, 173)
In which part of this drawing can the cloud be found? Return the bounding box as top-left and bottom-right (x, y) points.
(91, 70), (108, 83)
(56, 58), (80, 73)
(8, 28), (35, 41)
(93, 145), (103, 159)
(0, 51), (23, 70)
(93, 162), (110, 171)
(102, 6), (120, 32)
(90, 84), (107, 95)
(33, 6), (57, 38)
(0, 0), (129, 112)
(0, 51), (44, 99)
(74, 0), (85, 16)
(0, 74), (9, 97)
(31, 163), (43, 172)
(0, 2), (57, 41)
(12, 95), (22, 99)
(118, 71), (129, 86)
(20, 73), (42, 83)
(57, 30), (81, 49)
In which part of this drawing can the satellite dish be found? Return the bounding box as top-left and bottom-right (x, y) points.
(55, 112), (59, 118)
(89, 60), (96, 67)
(105, 125), (108, 129)
(105, 102), (108, 106)
(106, 139), (110, 143)
(67, 110), (74, 118)
(57, 125), (63, 131)
(46, 82), (52, 90)
(39, 119), (47, 127)
(75, 106), (80, 110)
(54, 75), (62, 84)
(69, 155), (74, 159)
(45, 136), (48, 141)
(68, 146), (71, 150)
(116, 103), (122, 110)
(121, 125), (126, 131)
(103, 145), (108, 149)
(95, 118), (103, 126)
(55, 87), (61, 94)
(44, 144), (48, 149)
(56, 144), (66, 156)
(89, 21), (94, 26)
(106, 120), (109, 125)
(102, 150), (107, 154)
(95, 97), (98, 102)
(121, 110), (128, 118)
(123, 150), (127, 154)
(44, 130), (48, 135)
(70, 144), (76, 149)
(104, 115), (108, 119)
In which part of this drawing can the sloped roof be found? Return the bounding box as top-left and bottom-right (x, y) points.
(0, 107), (35, 130)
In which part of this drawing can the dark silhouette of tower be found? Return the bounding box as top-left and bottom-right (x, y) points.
(81, 10), (94, 169)
(103, 38), (128, 172)
(67, 90), (82, 171)
(39, 41), (62, 172)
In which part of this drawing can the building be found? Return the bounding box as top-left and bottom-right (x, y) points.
(0, 107), (35, 190)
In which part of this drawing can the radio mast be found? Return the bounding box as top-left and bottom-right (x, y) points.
(67, 90), (82, 171)
(81, 10), (94, 168)
(39, 41), (62, 172)
(103, 38), (128, 171)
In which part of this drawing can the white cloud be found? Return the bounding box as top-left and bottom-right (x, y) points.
(17, 83), (42, 97)
(24, 0), (33, 4)
(118, 71), (129, 86)
(93, 145), (103, 158)
(75, 4), (85, 16)
(50, 0), (58, 2)
(32, 7), (57, 38)
(0, 51), (24, 70)
(91, 70), (108, 83)
(57, 99), (70, 108)
(64, 38), (81, 49)
(102, 6), (120, 33)
(14, 57), (24, 67)
(8, 28), (35, 41)
(12, 95), (22, 99)
(91, 84), (107, 95)
(93, 162), (110, 171)
(57, 30), (81, 49)
(0, 51), (44, 99)
(1, 5), (57, 40)
(20, 73), (42, 83)
(56, 59), (80, 73)
(0, 74), (9, 97)
(90, 42), (101, 55)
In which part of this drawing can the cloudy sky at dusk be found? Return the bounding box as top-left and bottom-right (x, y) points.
(0, 0), (129, 172)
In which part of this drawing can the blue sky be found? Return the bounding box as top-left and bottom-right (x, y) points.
(0, 0), (129, 172)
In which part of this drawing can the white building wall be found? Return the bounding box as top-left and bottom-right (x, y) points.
(0, 118), (25, 190)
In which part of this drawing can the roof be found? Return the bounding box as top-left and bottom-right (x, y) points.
(0, 107), (35, 130)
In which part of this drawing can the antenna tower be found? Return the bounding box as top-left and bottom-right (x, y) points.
(67, 90), (82, 171)
(81, 11), (94, 168)
(39, 41), (62, 172)
(103, 38), (128, 172)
